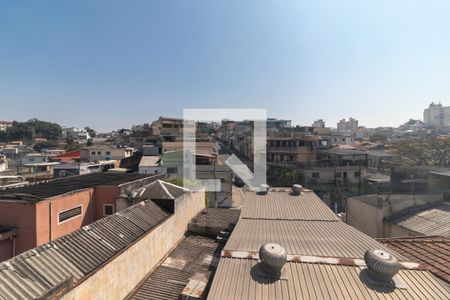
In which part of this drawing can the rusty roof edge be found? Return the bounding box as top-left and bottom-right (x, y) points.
(220, 250), (423, 270)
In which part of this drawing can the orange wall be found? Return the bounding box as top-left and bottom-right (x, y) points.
(0, 201), (35, 257)
(35, 189), (95, 246)
(93, 186), (120, 220)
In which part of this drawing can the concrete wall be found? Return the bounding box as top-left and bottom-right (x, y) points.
(0, 239), (13, 262)
(346, 193), (444, 238)
(384, 222), (422, 238)
(93, 186), (120, 220)
(61, 190), (205, 300)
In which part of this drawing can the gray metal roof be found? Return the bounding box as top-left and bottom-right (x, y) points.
(139, 180), (186, 200)
(208, 258), (450, 300)
(241, 190), (339, 221)
(128, 236), (220, 300)
(0, 200), (169, 300)
(389, 202), (450, 237)
(188, 208), (241, 237)
(224, 219), (405, 260)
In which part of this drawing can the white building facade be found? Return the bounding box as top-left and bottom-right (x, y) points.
(424, 102), (450, 127)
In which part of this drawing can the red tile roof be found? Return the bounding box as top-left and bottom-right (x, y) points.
(53, 150), (80, 159)
(378, 236), (450, 283)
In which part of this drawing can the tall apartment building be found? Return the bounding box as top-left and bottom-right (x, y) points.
(337, 117), (358, 131)
(0, 121), (12, 132)
(424, 102), (450, 127)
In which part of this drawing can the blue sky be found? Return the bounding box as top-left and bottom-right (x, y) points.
(1, 1), (449, 132)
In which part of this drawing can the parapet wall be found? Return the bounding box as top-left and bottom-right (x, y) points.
(61, 189), (205, 300)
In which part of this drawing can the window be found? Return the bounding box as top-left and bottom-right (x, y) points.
(106, 151), (111, 156)
(97, 151), (102, 155)
(91, 151), (96, 155)
(58, 205), (82, 223)
(312, 172), (320, 179)
(103, 204), (114, 217)
(354, 171), (361, 178)
(335, 172), (342, 178)
(167, 167), (178, 174)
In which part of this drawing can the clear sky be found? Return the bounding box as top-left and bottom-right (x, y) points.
(1, 1), (449, 132)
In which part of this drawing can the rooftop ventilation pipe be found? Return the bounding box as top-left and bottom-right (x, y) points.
(292, 184), (302, 195)
(258, 184), (270, 195)
(259, 243), (287, 277)
(364, 249), (400, 282)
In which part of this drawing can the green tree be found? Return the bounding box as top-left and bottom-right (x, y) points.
(369, 131), (388, 143)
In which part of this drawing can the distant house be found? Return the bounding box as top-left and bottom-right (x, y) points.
(79, 144), (134, 162)
(33, 137), (47, 143)
(138, 156), (160, 175)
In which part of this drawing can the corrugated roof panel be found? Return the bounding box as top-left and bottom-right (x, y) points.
(390, 202), (450, 237)
(0, 200), (169, 300)
(241, 190), (339, 221)
(208, 259), (450, 300)
(129, 236), (220, 300)
(224, 219), (406, 260)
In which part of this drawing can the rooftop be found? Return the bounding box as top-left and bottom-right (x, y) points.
(138, 180), (187, 200)
(240, 188), (339, 221)
(138, 156), (160, 167)
(379, 236), (450, 283)
(0, 200), (169, 299)
(188, 208), (241, 237)
(0, 173), (158, 201)
(388, 202), (450, 237)
(127, 236), (220, 300)
(208, 188), (450, 299)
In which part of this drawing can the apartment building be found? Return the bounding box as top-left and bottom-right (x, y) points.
(337, 117), (359, 131)
(424, 102), (450, 127)
(151, 116), (184, 141)
(0, 173), (162, 261)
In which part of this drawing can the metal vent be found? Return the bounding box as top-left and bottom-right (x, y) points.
(259, 243), (287, 276)
(292, 184), (302, 195)
(258, 184), (270, 195)
(364, 249), (400, 282)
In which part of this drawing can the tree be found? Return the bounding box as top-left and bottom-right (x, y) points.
(391, 138), (450, 166)
(0, 119), (62, 142)
(369, 131), (388, 143)
(33, 140), (58, 152)
(84, 126), (96, 138)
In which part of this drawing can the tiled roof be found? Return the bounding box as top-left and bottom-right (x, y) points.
(241, 189), (339, 221)
(208, 259), (450, 300)
(389, 202), (450, 237)
(128, 236), (220, 300)
(224, 219), (405, 260)
(379, 236), (450, 283)
(0, 200), (169, 299)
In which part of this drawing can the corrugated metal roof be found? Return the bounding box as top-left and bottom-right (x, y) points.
(0, 200), (169, 300)
(208, 258), (450, 300)
(389, 202), (450, 237)
(139, 180), (186, 200)
(128, 236), (220, 300)
(224, 219), (405, 260)
(379, 236), (450, 283)
(139, 156), (160, 167)
(241, 190), (339, 221)
(188, 208), (241, 237)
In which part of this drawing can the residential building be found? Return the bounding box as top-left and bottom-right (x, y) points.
(1, 146), (18, 159)
(207, 186), (449, 299)
(51, 150), (81, 163)
(424, 102), (450, 127)
(312, 119), (325, 128)
(346, 193), (446, 238)
(0, 121), (12, 132)
(62, 127), (91, 142)
(0, 173), (162, 261)
(142, 144), (159, 156)
(337, 117), (359, 131)
(0, 155), (7, 173)
(79, 144), (134, 162)
(151, 116), (184, 141)
(138, 156), (161, 175)
(0, 182), (206, 299)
